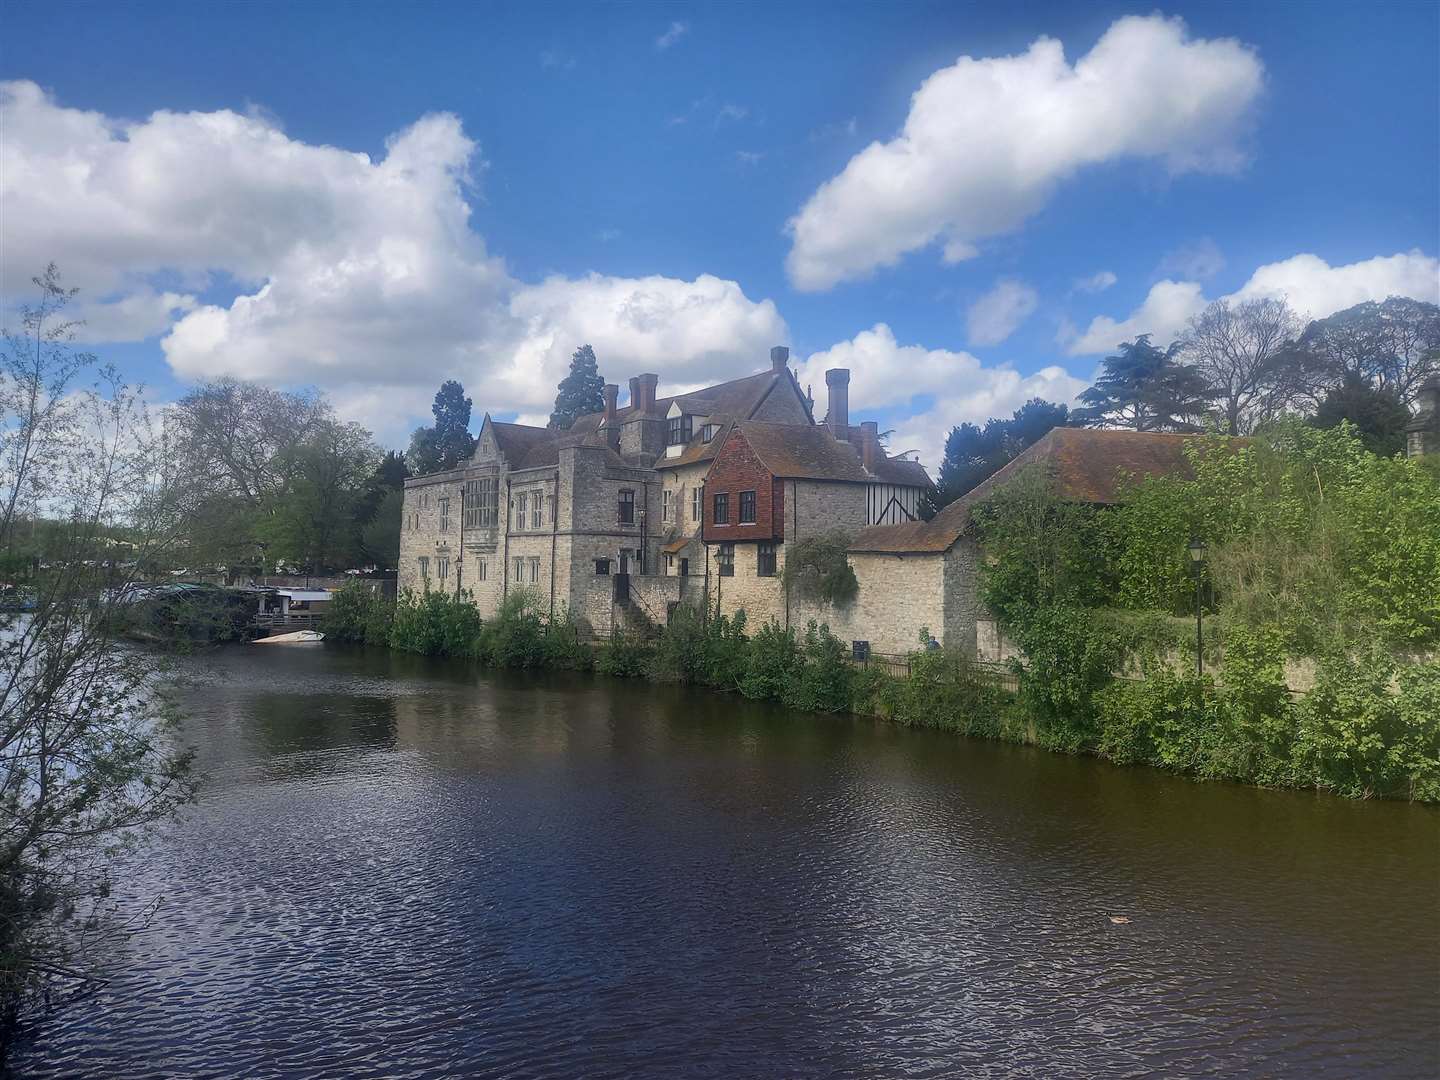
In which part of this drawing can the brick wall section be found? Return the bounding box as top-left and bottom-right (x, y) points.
(702, 428), (783, 543)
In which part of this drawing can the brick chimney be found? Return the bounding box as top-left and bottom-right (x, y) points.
(637, 373), (659, 412)
(860, 421), (879, 472)
(825, 368), (850, 440)
(770, 345), (789, 373)
(628, 376), (641, 411)
(603, 383), (618, 427)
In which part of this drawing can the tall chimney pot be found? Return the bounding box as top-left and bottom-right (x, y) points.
(770, 345), (789, 373)
(603, 384), (619, 427)
(825, 368), (850, 440)
(627, 376), (641, 411)
(861, 420), (879, 472)
(637, 373), (659, 412)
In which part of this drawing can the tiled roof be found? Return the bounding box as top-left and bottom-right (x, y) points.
(850, 428), (1210, 554)
(867, 454), (931, 487)
(738, 422), (872, 482)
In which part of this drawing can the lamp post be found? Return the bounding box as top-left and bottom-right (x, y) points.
(1188, 538), (1207, 676)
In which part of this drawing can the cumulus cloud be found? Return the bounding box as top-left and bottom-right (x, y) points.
(1, 80), (787, 448)
(966, 279), (1039, 346)
(1074, 270), (1118, 294)
(785, 14), (1264, 291)
(655, 21), (688, 51)
(796, 323), (1088, 469)
(1067, 249), (1440, 355)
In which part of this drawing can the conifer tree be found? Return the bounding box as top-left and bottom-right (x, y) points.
(549, 345), (605, 429)
(407, 380), (475, 474)
(1074, 335), (1213, 432)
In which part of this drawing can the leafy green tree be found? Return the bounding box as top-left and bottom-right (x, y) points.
(361, 487), (404, 567)
(1312, 372), (1410, 456)
(1075, 335), (1214, 431)
(549, 344), (605, 430)
(407, 380), (475, 474)
(257, 419), (379, 573)
(932, 398), (1069, 509)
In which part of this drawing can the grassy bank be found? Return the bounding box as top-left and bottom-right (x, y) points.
(324, 580), (1438, 802)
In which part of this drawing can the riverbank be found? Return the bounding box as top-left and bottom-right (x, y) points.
(323, 583), (1440, 802)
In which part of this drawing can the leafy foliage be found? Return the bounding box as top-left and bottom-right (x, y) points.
(782, 531), (859, 605)
(1312, 372), (1410, 456)
(931, 398), (1069, 509)
(1074, 335), (1213, 431)
(407, 380), (475, 475)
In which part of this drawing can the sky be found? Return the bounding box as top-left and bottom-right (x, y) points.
(2, 0), (1437, 467)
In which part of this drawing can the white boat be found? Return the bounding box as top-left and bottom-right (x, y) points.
(252, 630), (325, 644)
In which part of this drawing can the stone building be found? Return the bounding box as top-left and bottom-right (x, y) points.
(400, 346), (930, 638)
(1406, 375), (1440, 457)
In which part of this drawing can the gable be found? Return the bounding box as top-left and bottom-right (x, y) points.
(749, 373), (811, 423)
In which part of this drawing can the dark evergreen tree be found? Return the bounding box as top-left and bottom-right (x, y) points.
(407, 381), (475, 474)
(1312, 371), (1411, 456)
(549, 344), (605, 429)
(1074, 335), (1213, 431)
(930, 399), (1070, 511)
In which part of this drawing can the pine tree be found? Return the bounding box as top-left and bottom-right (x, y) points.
(550, 345), (605, 429)
(406, 380), (475, 474)
(1074, 335), (1213, 431)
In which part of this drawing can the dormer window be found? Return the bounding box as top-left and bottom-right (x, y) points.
(701, 423), (718, 443)
(667, 414), (693, 446)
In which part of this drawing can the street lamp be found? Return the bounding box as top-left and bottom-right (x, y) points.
(1188, 537), (1207, 676)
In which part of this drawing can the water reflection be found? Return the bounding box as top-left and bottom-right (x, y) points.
(10, 643), (1438, 1078)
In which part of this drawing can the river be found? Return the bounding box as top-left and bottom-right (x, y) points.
(9, 643), (1438, 1078)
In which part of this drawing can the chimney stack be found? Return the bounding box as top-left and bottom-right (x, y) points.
(825, 368), (850, 440)
(603, 383), (619, 427)
(628, 376), (641, 411)
(637, 373), (659, 412)
(861, 421), (878, 472)
(770, 345), (789, 373)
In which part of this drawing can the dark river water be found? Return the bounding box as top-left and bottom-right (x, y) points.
(9, 644), (1439, 1078)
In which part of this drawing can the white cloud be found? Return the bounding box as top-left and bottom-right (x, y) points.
(1074, 270), (1117, 294)
(1157, 238), (1225, 280)
(785, 14), (1263, 291)
(655, 21), (689, 51)
(1067, 280), (1207, 354)
(966, 279), (1039, 346)
(1067, 249), (1440, 355)
(0, 80), (789, 448)
(796, 323), (1088, 469)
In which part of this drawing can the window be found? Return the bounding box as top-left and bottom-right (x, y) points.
(438, 556), (450, 582)
(465, 477), (498, 528)
(667, 414), (693, 446)
(420, 493), (430, 510)
(618, 488), (635, 525)
(546, 494), (555, 527)
(531, 491), (542, 529)
(513, 557), (524, 582)
(515, 493), (527, 530)
(665, 553), (674, 573)
(739, 490), (756, 524)
(662, 489), (672, 522)
(757, 542), (776, 578)
(528, 557), (541, 583)
(713, 492), (729, 525)
(418, 556), (430, 581)
(477, 558), (487, 582)
(439, 497), (450, 533)
(594, 558), (611, 576)
(701, 423), (717, 443)
(717, 542), (734, 577)
(692, 486), (703, 523)
(679, 557), (689, 577)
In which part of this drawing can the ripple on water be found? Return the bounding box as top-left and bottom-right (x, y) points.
(10, 646), (1439, 1079)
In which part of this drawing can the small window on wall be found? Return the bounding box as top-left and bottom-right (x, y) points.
(418, 556), (430, 581)
(618, 489), (635, 525)
(477, 558), (488, 582)
(691, 486), (703, 523)
(718, 542), (735, 577)
(702, 424), (717, 443)
(439, 498), (451, 533)
(438, 556), (450, 582)
(713, 492), (729, 525)
(667, 414), (692, 446)
(594, 558), (611, 576)
(757, 543), (776, 578)
(513, 557), (524, 581)
(516, 493), (527, 531)
(528, 557), (540, 583)
(739, 490), (756, 524)
(662, 489), (672, 522)
(531, 492), (542, 529)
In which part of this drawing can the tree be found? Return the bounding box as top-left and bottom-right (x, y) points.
(361, 488), (404, 567)
(257, 418), (380, 573)
(1075, 335), (1214, 431)
(1312, 371), (1411, 456)
(1285, 296), (1440, 405)
(932, 399), (1070, 509)
(1, 267), (195, 1027)
(1176, 297), (1306, 435)
(407, 380), (474, 474)
(549, 345), (605, 430)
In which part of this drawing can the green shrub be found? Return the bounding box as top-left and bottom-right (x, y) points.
(884, 630), (1005, 735)
(699, 609), (750, 691)
(326, 582), (395, 645)
(646, 602), (709, 683)
(473, 590), (547, 667)
(740, 620), (799, 701)
(596, 626), (653, 677)
(782, 622), (853, 713)
(388, 588), (484, 657)
(782, 531), (860, 605)
(540, 606), (594, 671)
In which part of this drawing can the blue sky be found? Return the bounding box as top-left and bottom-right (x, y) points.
(2, 0), (1436, 462)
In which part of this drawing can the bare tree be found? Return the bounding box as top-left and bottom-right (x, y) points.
(1176, 297), (1305, 435)
(0, 267), (195, 1030)
(1284, 296), (1440, 406)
